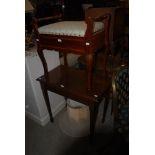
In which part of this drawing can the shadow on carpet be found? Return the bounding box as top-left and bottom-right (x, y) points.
(58, 133), (129, 155)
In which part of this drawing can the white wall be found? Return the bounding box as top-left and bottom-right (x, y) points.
(25, 48), (66, 126)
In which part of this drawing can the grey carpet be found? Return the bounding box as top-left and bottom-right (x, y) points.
(58, 99), (113, 138)
(25, 100), (128, 155)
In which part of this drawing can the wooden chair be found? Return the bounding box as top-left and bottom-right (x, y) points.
(32, 10), (111, 143)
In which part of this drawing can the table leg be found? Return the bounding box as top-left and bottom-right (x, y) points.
(102, 90), (110, 123)
(89, 103), (99, 144)
(39, 81), (54, 122)
(64, 97), (68, 108)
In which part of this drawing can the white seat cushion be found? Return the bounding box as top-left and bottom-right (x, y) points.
(38, 21), (104, 37)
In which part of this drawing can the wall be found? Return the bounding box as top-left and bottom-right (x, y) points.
(25, 48), (66, 126)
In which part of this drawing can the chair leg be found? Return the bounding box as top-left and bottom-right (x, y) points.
(111, 100), (113, 115)
(39, 81), (54, 122)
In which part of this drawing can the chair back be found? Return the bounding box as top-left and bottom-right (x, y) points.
(112, 65), (129, 135)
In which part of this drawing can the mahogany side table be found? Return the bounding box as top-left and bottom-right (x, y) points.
(37, 65), (110, 143)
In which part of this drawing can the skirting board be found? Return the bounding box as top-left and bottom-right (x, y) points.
(26, 111), (50, 126)
(26, 100), (66, 126)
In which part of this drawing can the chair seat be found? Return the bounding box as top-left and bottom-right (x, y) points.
(38, 21), (104, 37)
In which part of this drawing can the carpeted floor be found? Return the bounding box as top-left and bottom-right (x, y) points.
(25, 101), (128, 155)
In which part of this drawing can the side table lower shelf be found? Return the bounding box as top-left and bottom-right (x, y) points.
(37, 65), (111, 143)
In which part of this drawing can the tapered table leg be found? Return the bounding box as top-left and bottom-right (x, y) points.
(102, 90), (110, 123)
(39, 81), (54, 122)
(89, 104), (95, 144)
(89, 103), (99, 144)
(64, 97), (68, 108)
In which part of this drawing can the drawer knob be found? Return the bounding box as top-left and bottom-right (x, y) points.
(57, 39), (62, 43)
(86, 42), (90, 46)
(60, 84), (64, 88)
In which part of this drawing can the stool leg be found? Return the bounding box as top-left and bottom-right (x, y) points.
(39, 81), (54, 122)
(85, 54), (93, 90)
(37, 47), (48, 80)
(63, 53), (68, 67)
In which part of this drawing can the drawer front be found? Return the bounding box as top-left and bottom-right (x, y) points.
(39, 35), (86, 54)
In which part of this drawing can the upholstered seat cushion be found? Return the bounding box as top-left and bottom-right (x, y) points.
(38, 21), (104, 37)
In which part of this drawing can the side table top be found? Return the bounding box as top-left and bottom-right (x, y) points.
(37, 65), (110, 105)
